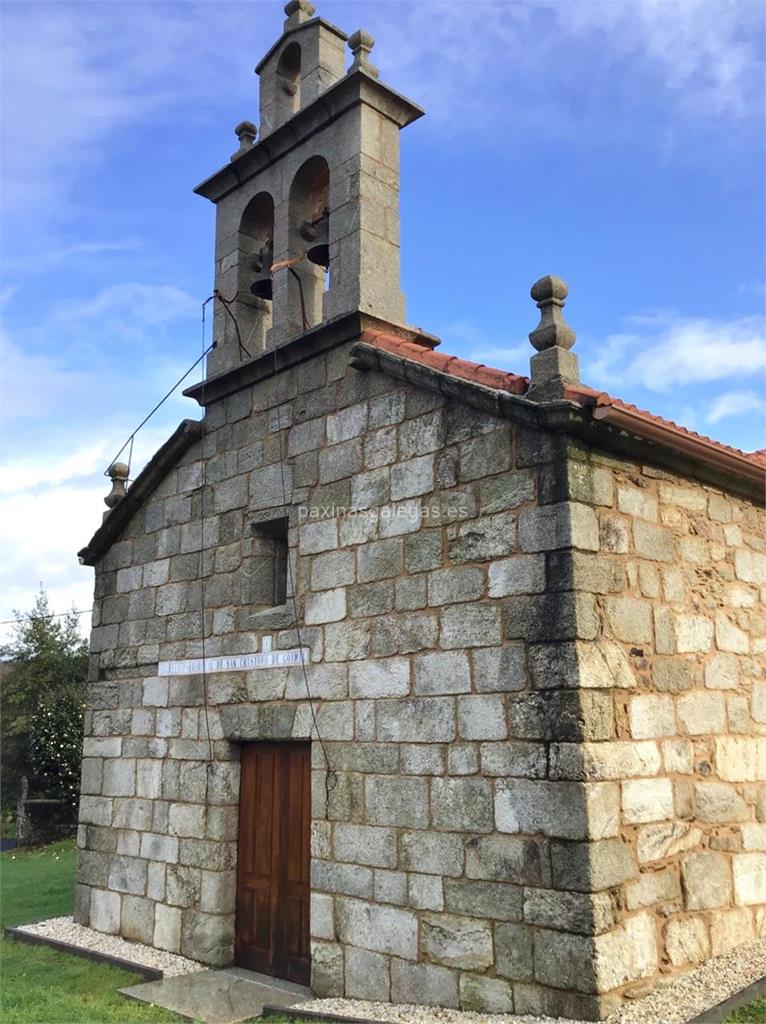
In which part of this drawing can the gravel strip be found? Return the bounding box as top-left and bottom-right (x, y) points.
(14, 916), (205, 978)
(300, 937), (766, 1024)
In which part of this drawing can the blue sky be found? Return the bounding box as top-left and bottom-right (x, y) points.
(1, 0), (764, 639)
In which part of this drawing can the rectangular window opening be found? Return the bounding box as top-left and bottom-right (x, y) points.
(250, 516), (289, 609)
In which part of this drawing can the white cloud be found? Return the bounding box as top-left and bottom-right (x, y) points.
(0, 1), (259, 246)
(4, 239), (142, 274)
(707, 389), (766, 425)
(441, 318), (528, 370)
(3, 0), (762, 258)
(375, 0), (763, 137)
(587, 313), (766, 393)
(53, 282), (198, 330)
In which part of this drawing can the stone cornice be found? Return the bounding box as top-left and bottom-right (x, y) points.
(194, 69), (424, 204)
(183, 311), (439, 407)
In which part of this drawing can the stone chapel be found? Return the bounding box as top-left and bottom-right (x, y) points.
(75, 2), (766, 1018)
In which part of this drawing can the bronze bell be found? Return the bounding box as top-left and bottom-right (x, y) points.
(302, 209), (330, 269)
(250, 241), (273, 300)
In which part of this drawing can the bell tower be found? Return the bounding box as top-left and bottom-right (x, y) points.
(195, 0), (424, 376)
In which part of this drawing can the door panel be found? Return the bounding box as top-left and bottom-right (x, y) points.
(235, 742), (310, 984)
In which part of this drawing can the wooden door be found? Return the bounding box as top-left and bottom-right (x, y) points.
(235, 741), (311, 984)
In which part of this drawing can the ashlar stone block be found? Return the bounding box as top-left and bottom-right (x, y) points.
(391, 960), (458, 1008)
(665, 916), (709, 966)
(682, 852), (732, 910)
(622, 778), (674, 824)
(457, 695), (507, 741)
(421, 912), (493, 970)
(733, 853), (766, 906)
(459, 973), (514, 1013)
(400, 831), (463, 877)
(495, 779), (619, 840)
(336, 897), (418, 959)
(345, 946), (390, 1001)
(90, 888), (121, 934)
(431, 777), (494, 833)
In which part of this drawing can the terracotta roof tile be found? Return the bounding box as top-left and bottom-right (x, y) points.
(564, 384), (763, 468)
(358, 329), (764, 476)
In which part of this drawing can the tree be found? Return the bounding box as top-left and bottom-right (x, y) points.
(0, 589), (89, 813)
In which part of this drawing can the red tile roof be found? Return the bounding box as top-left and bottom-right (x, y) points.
(358, 329), (764, 481)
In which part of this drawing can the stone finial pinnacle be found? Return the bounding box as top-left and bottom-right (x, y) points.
(348, 29), (379, 78)
(284, 0), (315, 30)
(104, 462), (129, 516)
(231, 120), (257, 161)
(527, 274), (580, 400)
(529, 275), (575, 351)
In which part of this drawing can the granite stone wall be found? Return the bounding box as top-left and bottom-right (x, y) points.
(550, 443), (766, 1004)
(75, 341), (765, 1019)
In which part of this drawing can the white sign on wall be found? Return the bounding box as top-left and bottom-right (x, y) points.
(158, 648), (309, 676)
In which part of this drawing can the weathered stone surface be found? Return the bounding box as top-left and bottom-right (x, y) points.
(440, 604), (502, 649)
(594, 913), (658, 990)
(523, 888), (614, 935)
(495, 780), (619, 840)
(444, 879), (522, 922)
(312, 860), (372, 899)
(90, 889), (120, 934)
(682, 852), (732, 910)
(472, 645), (527, 692)
(153, 905), (181, 958)
(432, 778), (494, 833)
(311, 941), (344, 997)
(364, 775), (429, 828)
(376, 698), (455, 743)
(626, 868), (681, 911)
(665, 916), (709, 966)
(695, 782), (750, 823)
(550, 741), (660, 781)
(466, 835), (548, 887)
(404, 873), (439, 911)
(374, 868), (407, 905)
(715, 738), (766, 781)
(551, 838), (636, 892)
(345, 946), (389, 1001)
(336, 897), (418, 958)
(400, 831), (464, 877)
(413, 651), (470, 695)
(533, 927), (597, 994)
(349, 658), (410, 698)
(421, 912), (493, 969)
(677, 692), (725, 735)
(710, 908), (755, 956)
(457, 695), (507, 741)
(622, 778), (674, 824)
(629, 695), (675, 739)
(107, 855), (147, 896)
(121, 895), (154, 944)
(481, 741), (547, 779)
(333, 823), (397, 868)
(391, 960), (458, 1008)
(732, 853), (766, 906)
(495, 921), (535, 982)
(637, 822), (703, 864)
(459, 973), (514, 1013)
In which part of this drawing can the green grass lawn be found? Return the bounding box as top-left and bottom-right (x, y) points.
(0, 841), (332, 1024)
(0, 840), (185, 1023)
(724, 995), (766, 1023)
